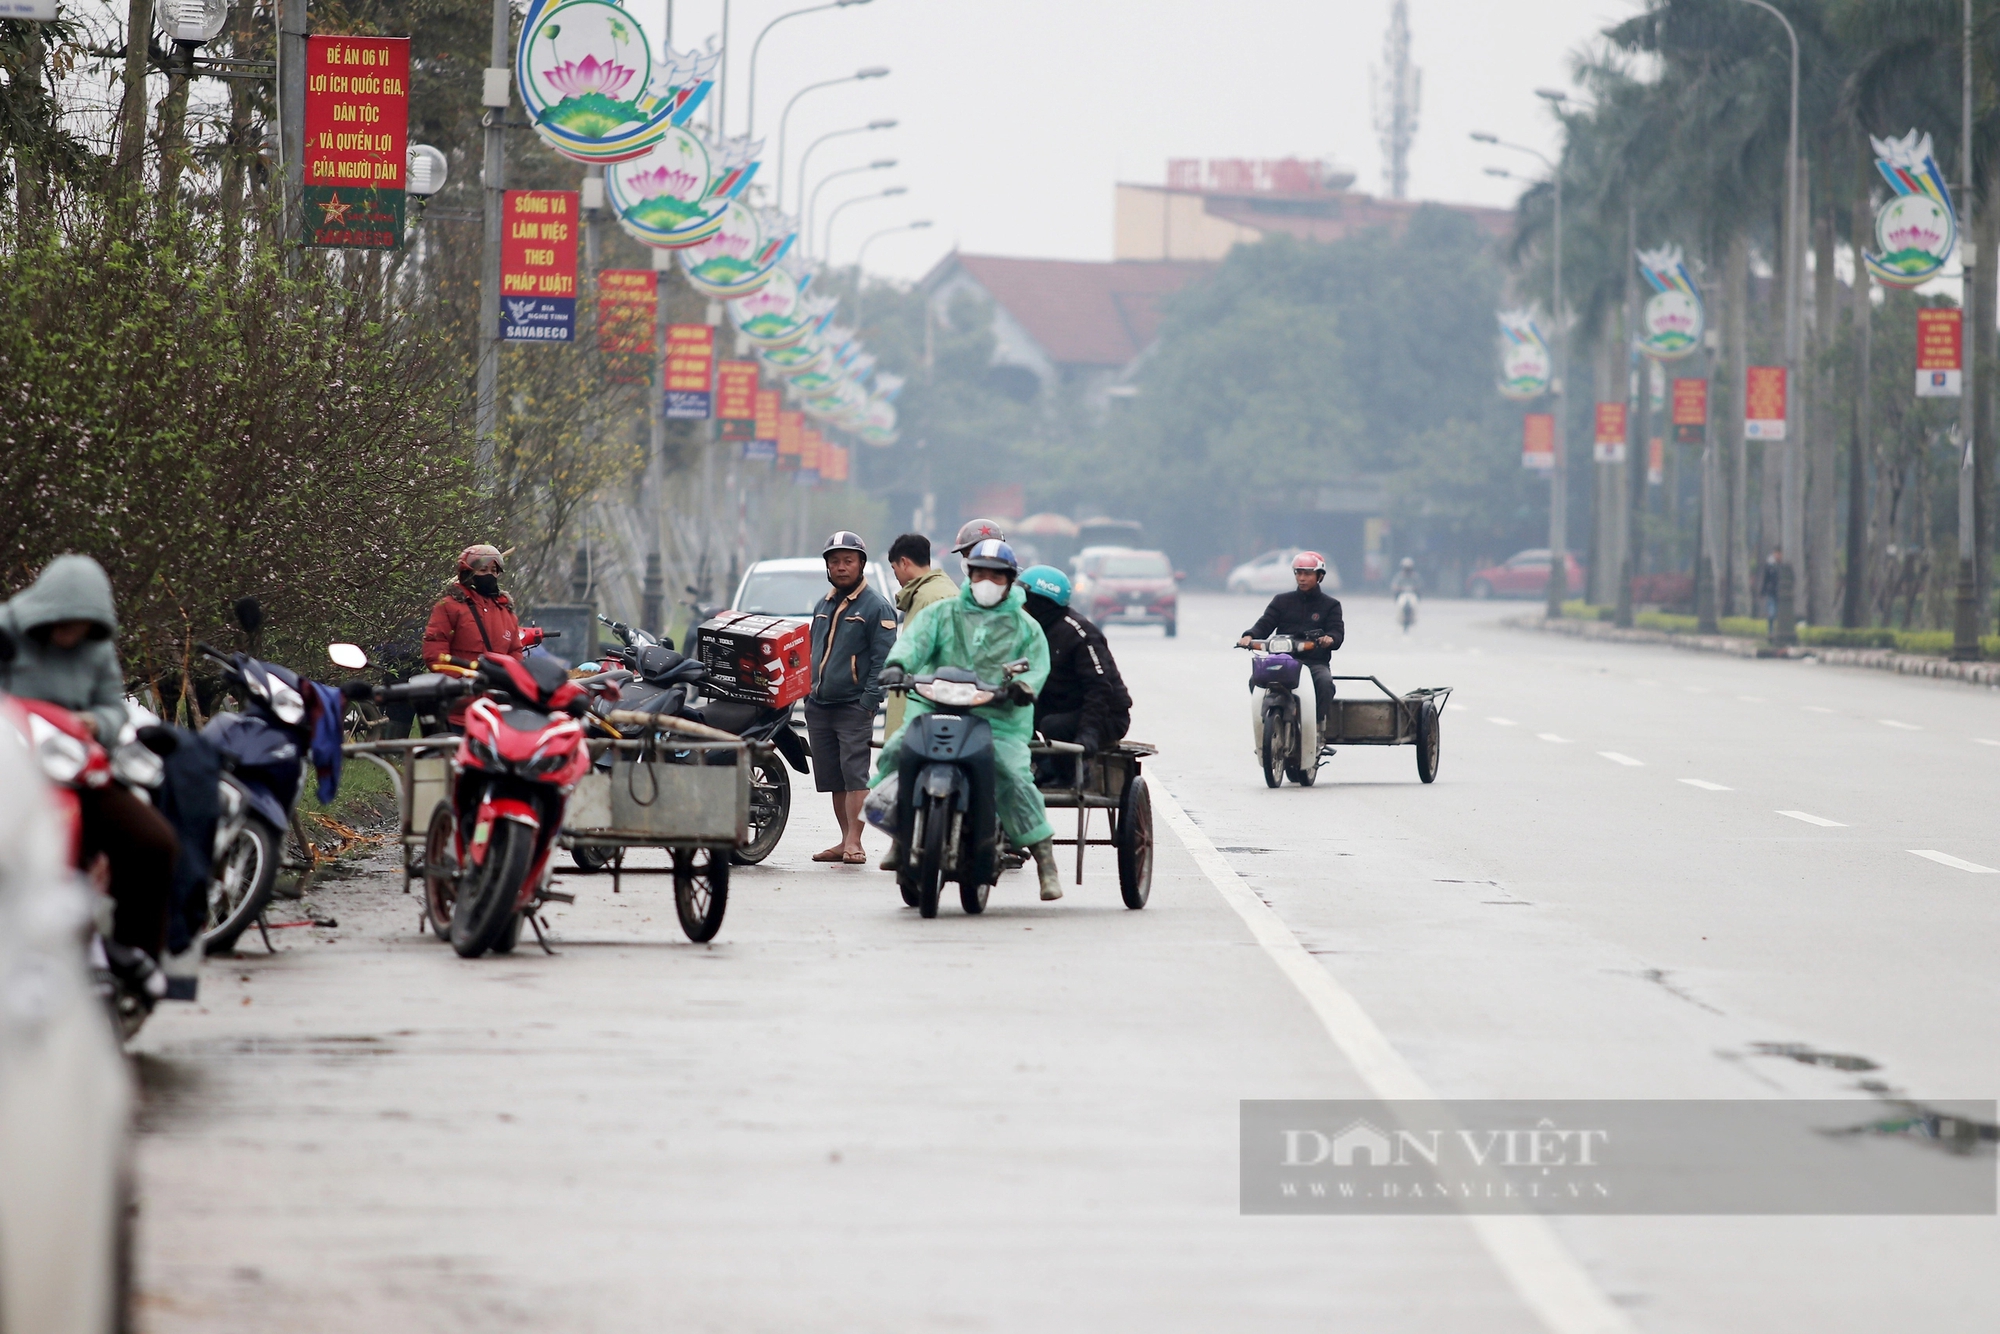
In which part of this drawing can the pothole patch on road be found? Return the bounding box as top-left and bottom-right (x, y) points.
(1825, 1099), (2000, 1157)
(1749, 1041), (1879, 1072)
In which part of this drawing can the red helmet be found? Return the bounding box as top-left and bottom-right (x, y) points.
(1291, 551), (1327, 578)
(458, 544), (505, 575)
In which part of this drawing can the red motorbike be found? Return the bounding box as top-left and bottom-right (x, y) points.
(356, 652), (592, 958)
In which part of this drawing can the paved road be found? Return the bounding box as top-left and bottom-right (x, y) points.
(133, 594), (2000, 1332)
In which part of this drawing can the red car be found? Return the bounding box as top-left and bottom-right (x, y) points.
(1468, 549), (1586, 600)
(1073, 547), (1181, 637)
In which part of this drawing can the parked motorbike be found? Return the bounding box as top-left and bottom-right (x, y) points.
(591, 614), (807, 867)
(877, 659), (1035, 919)
(356, 653), (593, 958)
(1241, 636), (1324, 789)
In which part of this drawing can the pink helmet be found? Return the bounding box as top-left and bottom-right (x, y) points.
(1291, 551), (1327, 578)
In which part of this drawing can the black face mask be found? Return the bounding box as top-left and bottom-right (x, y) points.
(469, 573), (501, 599)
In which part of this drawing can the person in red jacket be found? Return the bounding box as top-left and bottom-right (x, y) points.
(422, 545), (522, 726)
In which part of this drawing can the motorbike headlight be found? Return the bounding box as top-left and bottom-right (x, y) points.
(27, 714), (90, 785)
(269, 677), (306, 725)
(522, 749), (568, 776)
(916, 680), (994, 708)
(465, 736), (501, 770)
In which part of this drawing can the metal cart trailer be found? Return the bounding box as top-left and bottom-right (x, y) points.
(1029, 737), (1157, 909)
(1320, 676), (1453, 783)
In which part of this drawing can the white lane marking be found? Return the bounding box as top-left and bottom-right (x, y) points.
(1910, 849), (1999, 873)
(1536, 733), (1571, 744)
(1152, 783), (1640, 1334)
(1635, 678), (1659, 686)
(1447, 703), (1469, 712)
(1975, 738), (2000, 746)
(1679, 779), (1732, 791)
(1777, 810), (1846, 827)
(1682, 685), (1709, 694)
(1803, 706), (1835, 714)
(1598, 752), (1644, 766)
(1737, 695), (1765, 703)
(1487, 716), (1519, 727)
(1879, 719), (1921, 731)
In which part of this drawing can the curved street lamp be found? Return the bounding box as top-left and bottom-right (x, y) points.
(823, 185), (908, 262)
(795, 118), (897, 221)
(775, 66), (890, 209)
(807, 159), (896, 258)
(745, 0), (876, 140)
(855, 218), (933, 270)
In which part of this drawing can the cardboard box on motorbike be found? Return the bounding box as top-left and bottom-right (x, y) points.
(693, 613), (811, 709)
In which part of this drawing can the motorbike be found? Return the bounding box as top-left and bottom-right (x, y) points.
(589, 613), (808, 867)
(877, 659), (1035, 919)
(357, 652), (593, 958)
(1241, 636), (1326, 789)
(1396, 589), (1419, 633)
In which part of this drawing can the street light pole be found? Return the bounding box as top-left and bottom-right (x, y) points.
(807, 159), (896, 258)
(775, 66), (889, 209)
(1734, 0), (1801, 642)
(796, 118), (897, 222)
(1953, 0), (1982, 659)
(823, 186), (907, 262)
(474, 0), (511, 479)
(746, 0), (875, 140)
(853, 219), (933, 325)
(1475, 126), (1569, 618)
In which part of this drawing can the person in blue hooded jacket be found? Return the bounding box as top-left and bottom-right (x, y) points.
(870, 539), (1063, 900)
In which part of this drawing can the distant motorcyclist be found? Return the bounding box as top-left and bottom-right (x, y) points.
(1237, 551), (1344, 732)
(1018, 565), (1130, 757)
(873, 539), (1064, 900)
(422, 545), (522, 727)
(1389, 558), (1421, 597)
(0, 555), (179, 961)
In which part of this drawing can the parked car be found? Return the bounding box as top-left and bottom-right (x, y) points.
(1468, 549), (1587, 599)
(1073, 547), (1181, 637)
(730, 557), (896, 620)
(1227, 548), (1343, 595)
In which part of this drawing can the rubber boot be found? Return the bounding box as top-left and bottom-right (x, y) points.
(878, 839), (904, 872)
(1029, 839), (1063, 901)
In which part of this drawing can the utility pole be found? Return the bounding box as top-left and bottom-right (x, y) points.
(278, 0), (305, 242)
(474, 0), (510, 478)
(1371, 1), (1421, 200)
(645, 248), (670, 636)
(1952, 0), (1982, 659)
(1617, 200), (1641, 627)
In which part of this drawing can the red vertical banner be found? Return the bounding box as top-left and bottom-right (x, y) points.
(716, 362), (759, 440)
(303, 36), (409, 248)
(1671, 377), (1708, 445)
(821, 442), (849, 483)
(500, 190), (579, 341)
(1647, 436), (1665, 486)
(799, 428), (823, 482)
(1916, 307), (1964, 397)
(1522, 413), (1555, 471)
(597, 270), (656, 353)
(1743, 366), (1786, 439)
(664, 324), (715, 417)
(749, 389), (781, 460)
(776, 409), (803, 470)
(1592, 402), (1628, 463)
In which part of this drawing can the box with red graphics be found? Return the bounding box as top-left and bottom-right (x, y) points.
(694, 613), (811, 708)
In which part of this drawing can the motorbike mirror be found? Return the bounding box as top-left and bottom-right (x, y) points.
(136, 724), (180, 756)
(1000, 657), (1032, 679)
(0, 627), (14, 665)
(233, 596), (265, 635)
(327, 642), (369, 670)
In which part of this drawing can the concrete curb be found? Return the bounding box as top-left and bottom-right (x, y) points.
(1502, 614), (2000, 688)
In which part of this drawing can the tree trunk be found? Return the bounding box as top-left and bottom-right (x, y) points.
(156, 43), (195, 204)
(115, 0), (158, 189)
(1728, 230), (1751, 616)
(1843, 149), (1872, 628)
(12, 27), (49, 220)
(1809, 166), (1839, 625)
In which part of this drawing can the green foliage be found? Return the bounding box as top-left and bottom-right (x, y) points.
(0, 201), (477, 683)
(1634, 611), (1700, 633)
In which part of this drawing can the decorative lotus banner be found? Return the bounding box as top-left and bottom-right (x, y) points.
(731, 266), (826, 349)
(1496, 309), (1552, 401)
(680, 201), (797, 298)
(1635, 245), (1703, 361)
(517, 3), (713, 165)
(1865, 130), (1957, 289)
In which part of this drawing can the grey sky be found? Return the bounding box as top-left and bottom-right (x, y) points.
(671, 0), (1640, 279)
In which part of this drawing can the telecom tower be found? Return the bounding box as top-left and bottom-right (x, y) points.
(1371, 0), (1421, 200)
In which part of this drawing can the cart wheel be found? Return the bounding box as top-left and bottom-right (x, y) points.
(422, 804), (457, 940)
(570, 845), (614, 874)
(1415, 702), (1442, 784)
(732, 755), (791, 865)
(1116, 776), (1153, 909)
(672, 848), (731, 942)
(1261, 720), (1284, 789)
(959, 879), (991, 914)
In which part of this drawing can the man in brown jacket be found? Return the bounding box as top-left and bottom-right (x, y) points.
(422, 545), (522, 726)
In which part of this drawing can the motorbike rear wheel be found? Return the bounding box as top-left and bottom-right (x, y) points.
(451, 820), (534, 958)
(569, 845), (614, 873)
(731, 755), (791, 865)
(673, 847), (731, 942)
(203, 814), (279, 954)
(959, 875), (990, 915)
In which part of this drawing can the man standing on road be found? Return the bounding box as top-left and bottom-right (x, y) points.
(1760, 547), (1783, 635)
(1237, 551), (1343, 734)
(807, 532), (898, 865)
(883, 533), (957, 741)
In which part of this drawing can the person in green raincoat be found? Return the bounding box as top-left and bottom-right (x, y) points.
(871, 538), (1064, 900)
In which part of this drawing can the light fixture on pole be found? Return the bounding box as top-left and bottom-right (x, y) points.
(746, 0), (876, 140)
(775, 66), (890, 209)
(796, 119), (898, 222)
(807, 159), (896, 258)
(1474, 122), (1569, 619)
(856, 218), (933, 270)
(823, 185), (907, 262)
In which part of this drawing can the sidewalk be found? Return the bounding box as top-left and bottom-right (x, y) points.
(1504, 613), (2000, 688)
